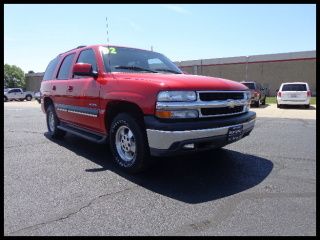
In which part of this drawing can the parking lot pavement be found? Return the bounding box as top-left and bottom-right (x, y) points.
(4, 102), (316, 236)
(251, 103), (316, 120)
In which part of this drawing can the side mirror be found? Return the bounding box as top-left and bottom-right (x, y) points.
(73, 63), (98, 78)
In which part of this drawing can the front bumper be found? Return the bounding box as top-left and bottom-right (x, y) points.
(144, 111), (256, 156)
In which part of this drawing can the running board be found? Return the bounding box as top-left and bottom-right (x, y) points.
(57, 123), (107, 144)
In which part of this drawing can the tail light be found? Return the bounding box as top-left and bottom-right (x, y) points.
(277, 91), (281, 97)
(307, 90), (311, 97)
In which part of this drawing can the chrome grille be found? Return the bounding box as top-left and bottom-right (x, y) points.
(201, 105), (244, 116)
(156, 91), (250, 118)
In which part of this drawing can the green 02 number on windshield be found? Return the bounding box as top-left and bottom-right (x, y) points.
(102, 47), (117, 54)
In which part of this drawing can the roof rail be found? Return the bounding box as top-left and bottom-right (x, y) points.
(59, 45), (87, 55)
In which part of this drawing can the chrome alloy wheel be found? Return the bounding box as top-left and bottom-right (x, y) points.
(48, 111), (55, 132)
(115, 126), (136, 162)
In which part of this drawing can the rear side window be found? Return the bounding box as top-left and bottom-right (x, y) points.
(282, 84), (307, 91)
(57, 53), (75, 80)
(76, 49), (97, 71)
(43, 57), (60, 81)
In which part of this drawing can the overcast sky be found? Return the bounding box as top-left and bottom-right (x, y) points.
(4, 4), (316, 73)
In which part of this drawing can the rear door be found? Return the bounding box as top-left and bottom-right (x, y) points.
(281, 84), (308, 101)
(54, 53), (77, 123)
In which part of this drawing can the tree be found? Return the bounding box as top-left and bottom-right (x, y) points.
(4, 64), (26, 88)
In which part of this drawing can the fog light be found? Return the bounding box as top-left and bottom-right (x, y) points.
(183, 143), (194, 149)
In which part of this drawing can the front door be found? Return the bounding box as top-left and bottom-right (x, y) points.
(66, 48), (101, 133)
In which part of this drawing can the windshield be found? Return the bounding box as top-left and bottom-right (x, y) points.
(242, 83), (255, 90)
(100, 46), (182, 74)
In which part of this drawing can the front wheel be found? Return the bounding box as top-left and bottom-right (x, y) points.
(109, 113), (150, 173)
(46, 105), (66, 138)
(25, 95), (32, 101)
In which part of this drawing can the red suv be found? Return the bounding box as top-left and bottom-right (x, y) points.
(41, 45), (256, 173)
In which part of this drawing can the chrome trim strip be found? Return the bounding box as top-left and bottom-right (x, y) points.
(55, 103), (99, 118)
(146, 119), (255, 150)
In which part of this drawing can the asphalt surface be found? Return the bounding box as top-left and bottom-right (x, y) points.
(4, 101), (316, 236)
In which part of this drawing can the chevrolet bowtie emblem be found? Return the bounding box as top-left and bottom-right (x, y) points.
(227, 100), (235, 108)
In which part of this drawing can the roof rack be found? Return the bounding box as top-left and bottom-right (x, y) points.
(59, 45), (87, 55)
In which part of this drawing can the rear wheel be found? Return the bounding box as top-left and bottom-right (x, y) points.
(46, 105), (66, 138)
(109, 113), (150, 173)
(305, 104), (310, 109)
(255, 100), (260, 107)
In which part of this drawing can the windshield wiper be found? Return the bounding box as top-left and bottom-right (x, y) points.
(114, 65), (157, 73)
(154, 68), (182, 74)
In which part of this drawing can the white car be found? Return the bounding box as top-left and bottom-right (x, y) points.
(276, 82), (311, 108)
(4, 88), (34, 102)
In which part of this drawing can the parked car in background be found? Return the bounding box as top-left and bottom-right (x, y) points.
(240, 81), (267, 107)
(35, 91), (41, 103)
(276, 82), (311, 108)
(4, 88), (34, 102)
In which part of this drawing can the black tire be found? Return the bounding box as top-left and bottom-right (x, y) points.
(46, 105), (66, 139)
(305, 104), (310, 109)
(255, 100), (260, 107)
(109, 113), (150, 173)
(25, 95), (32, 101)
(4, 96), (8, 102)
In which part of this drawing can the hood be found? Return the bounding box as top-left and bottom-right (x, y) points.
(112, 72), (248, 91)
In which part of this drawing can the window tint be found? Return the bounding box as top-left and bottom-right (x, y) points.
(242, 83), (255, 90)
(43, 57), (60, 80)
(76, 49), (97, 72)
(282, 84), (307, 91)
(57, 54), (75, 80)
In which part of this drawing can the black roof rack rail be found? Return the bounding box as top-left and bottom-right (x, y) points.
(59, 45), (87, 55)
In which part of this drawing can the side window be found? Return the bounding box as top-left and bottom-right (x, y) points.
(75, 49), (97, 74)
(57, 53), (75, 80)
(43, 57), (60, 81)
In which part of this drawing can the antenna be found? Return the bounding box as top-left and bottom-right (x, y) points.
(106, 17), (110, 45)
(105, 17), (111, 71)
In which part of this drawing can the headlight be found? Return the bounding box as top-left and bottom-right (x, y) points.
(156, 109), (199, 119)
(157, 91), (197, 102)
